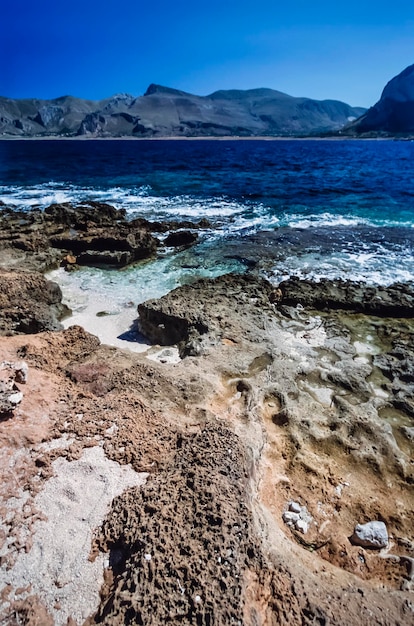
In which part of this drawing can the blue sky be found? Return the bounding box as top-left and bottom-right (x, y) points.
(2, 0), (414, 107)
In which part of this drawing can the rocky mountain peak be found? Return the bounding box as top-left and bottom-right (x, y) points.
(144, 84), (191, 97)
(381, 63), (414, 102)
(345, 63), (414, 135)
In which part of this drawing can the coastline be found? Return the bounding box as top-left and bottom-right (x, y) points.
(0, 191), (413, 624)
(0, 134), (400, 141)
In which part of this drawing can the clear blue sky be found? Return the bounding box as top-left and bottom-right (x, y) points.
(2, 0), (414, 107)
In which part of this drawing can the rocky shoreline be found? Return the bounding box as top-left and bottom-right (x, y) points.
(0, 203), (413, 625)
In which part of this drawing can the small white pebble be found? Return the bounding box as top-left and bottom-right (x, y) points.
(195, 595), (202, 604)
(8, 392), (23, 405)
(144, 553), (152, 561)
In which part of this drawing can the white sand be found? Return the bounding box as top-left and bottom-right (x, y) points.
(48, 268), (151, 353)
(1, 446), (147, 625)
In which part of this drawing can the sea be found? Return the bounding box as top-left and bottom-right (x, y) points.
(1, 138), (414, 348)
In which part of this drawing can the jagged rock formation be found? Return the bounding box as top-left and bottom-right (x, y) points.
(345, 63), (414, 135)
(0, 85), (365, 138)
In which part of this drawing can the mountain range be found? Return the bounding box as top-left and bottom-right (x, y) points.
(0, 85), (366, 138)
(3, 64), (414, 139)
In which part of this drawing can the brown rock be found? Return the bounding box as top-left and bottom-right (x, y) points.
(0, 270), (69, 335)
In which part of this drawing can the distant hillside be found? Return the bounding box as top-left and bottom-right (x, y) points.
(345, 64), (414, 136)
(0, 85), (366, 138)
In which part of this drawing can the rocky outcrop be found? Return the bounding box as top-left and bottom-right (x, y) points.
(163, 230), (198, 247)
(0, 270), (69, 334)
(278, 277), (414, 317)
(0, 86), (366, 138)
(138, 273), (274, 354)
(373, 332), (414, 417)
(345, 64), (414, 135)
(50, 228), (158, 268)
(0, 202), (210, 271)
(138, 274), (414, 355)
(90, 424), (268, 625)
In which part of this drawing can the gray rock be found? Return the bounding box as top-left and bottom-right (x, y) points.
(351, 521), (388, 549)
(289, 501), (302, 514)
(296, 519), (309, 534)
(282, 511), (300, 526)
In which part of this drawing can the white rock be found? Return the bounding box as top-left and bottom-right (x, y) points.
(351, 521), (388, 549)
(289, 501), (301, 514)
(8, 392), (23, 405)
(283, 511), (300, 524)
(296, 519), (309, 534)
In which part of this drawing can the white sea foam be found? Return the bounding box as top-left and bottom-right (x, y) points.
(2, 183), (412, 234)
(269, 247), (414, 286)
(288, 213), (368, 229)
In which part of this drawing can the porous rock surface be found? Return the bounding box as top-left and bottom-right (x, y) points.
(138, 273), (275, 353)
(0, 262), (413, 624)
(0, 269), (69, 335)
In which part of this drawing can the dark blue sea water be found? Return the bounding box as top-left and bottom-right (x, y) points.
(1, 138), (414, 291)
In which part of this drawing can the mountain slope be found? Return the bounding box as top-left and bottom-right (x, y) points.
(0, 85), (366, 138)
(346, 64), (414, 135)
